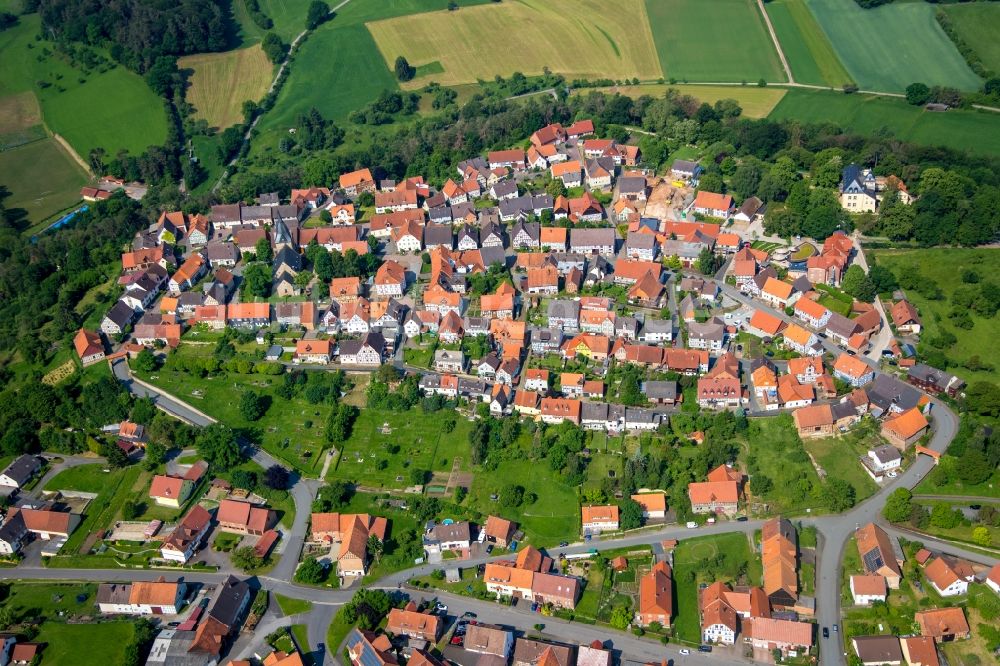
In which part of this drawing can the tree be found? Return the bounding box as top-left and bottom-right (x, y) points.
(883, 488), (912, 523)
(395, 56), (415, 81)
(306, 0), (329, 29)
(314, 480), (354, 511)
(295, 556), (329, 584)
(232, 469), (258, 491)
(619, 498), (643, 530)
(264, 464), (289, 490)
(122, 499), (142, 520)
(905, 82), (931, 106)
(367, 534), (384, 563)
(930, 501), (962, 529)
(409, 468), (428, 485)
(609, 605), (631, 630)
(196, 424), (244, 469)
(232, 545), (265, 572)
(255, 237), (273, 264)
(134, 348), (158, 372)
(499, 484), (525, 508)
(749, 474), (773, 496)
(972, 526), (992, 547)
(261, 32), (287, 64)
(142, 440), (166, 471)
(102, 441), (130, 468)
(239, 390), (266, 422)
(242, 262), (272, 298)
(842, 265), (877, 303)
(957, 449), (992, 485)
(822, 478), (856, 512)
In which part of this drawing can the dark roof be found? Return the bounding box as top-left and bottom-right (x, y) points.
(852, 636), (902, 663)
(868, 374), (923, 413)
(273, 247), (302, 273)
(491, 181), (518, 197)
(207, 575), (250, 628)
(105, 300), (138, 328)
(0, 455), (41, 486)
(618, 176), (646, 193)
(671, 159), (701, 174)
(423, 225), (454, 248)
(643, 381), (678, 400)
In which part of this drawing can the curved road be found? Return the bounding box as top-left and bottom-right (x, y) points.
(60, 332), (965, 664)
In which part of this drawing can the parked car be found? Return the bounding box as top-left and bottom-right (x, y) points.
(450, 636), (463, 646)
(822, 627), (829, 639)
(698, 645), (712, 653)
(559, 541), (569, 547)
(679, 649), (690, 656)
(833, 624), (839, 633)
(462, 612), (477, 619)
(736, 516), (748, 522)
(435, 602), (448, 614)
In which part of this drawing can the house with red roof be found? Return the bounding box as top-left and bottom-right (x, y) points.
(692, 191), (734, 219)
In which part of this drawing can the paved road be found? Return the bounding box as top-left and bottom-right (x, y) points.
(912, 495), (1000, 503)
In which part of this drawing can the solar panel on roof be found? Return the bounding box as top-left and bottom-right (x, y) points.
(862, 548), (884, 573)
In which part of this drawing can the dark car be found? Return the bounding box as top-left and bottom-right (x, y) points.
(462, 612), (477, 619)
(698, 645), (713, 653)
(559, 541), (569, 547)
(822, 627), (829, 639)
(736, 516), (748, 522)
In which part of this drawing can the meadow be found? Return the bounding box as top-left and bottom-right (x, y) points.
(765, 0), (850, 87)
(801, 424), (880, 503)
(672, 532), (761, 643)
(233, 0), (316, 46)
(0, 137), (89, 224)
(940, 2), (1000, 75)
(870, 248), (1000, 386)
(644, 0), (785, 83)
(34, 621), (135, 666)
(179, 45), (274, 129)
(801, 0), (980, 92)
(368, 0), (662, 87)
(587, 84), (787, 119)
(0, 15), (168, 157)
(768, 89), (1000, 157)
(745, 416), (824, 515)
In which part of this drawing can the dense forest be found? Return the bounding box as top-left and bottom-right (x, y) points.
(38, 0), (232, 72)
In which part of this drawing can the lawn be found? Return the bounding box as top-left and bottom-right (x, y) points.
(44, 463), (115, 493)
(179, 45), (274, 129)
(0, 137), (89, 224)
(34, 621), (135, 666)
(467, 458), (580, 546)
(3, 581), (98, 616)
(801, 422), (880, 503)
(0, 89), (44, 146)
(0, 15), (168, 158)
(587, 84), (787, 119)
(134, 347), (333, 474)
(765, 0), (850, 87)
(769, 88), (1000, 157)
(745, 415), (824, 515)
(914, 462), (1000, 499)
(870, 248), (1000, 385)
(275, 593), (313, 616)
(941, 2), (1000, 74)
(368, 0), (662, 87)
(644, 0), (785, 83)
(800, 0), (980, 92)
(672, 532), (761, 644)
(329, 407), (473, 489)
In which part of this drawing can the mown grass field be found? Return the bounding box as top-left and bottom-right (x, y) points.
(587, 84), (787, 118)
(179, 45), (274, 129)
(769, 88), (1000, 157)
(44, 463), (114, 493)
(940, 2), (1000, 74)
(801, 0), (980, 92)
(368, 0), (662, 87)
(869, 248), (1000, 385)
(644, 0), (784, 83)
(34, 621), (135, 666)
(0, 90), (41, 136)
(0, 15), (167, 157)
(765, 0), (850, 87)
(0, 137), (89, 224)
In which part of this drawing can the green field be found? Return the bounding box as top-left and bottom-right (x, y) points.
(672, 533), (761, 643)
(870, 248), (1000, 385)
(801, 0), (980, 92)
(44, 463), (114, 493)
(941, 3), (1000, 75)
(587, 84), (787, 118)
(802, 425), (880, 503)
(368, 0), (662, 87)
(0, 15), (168, 158)
(233, 0), (316, 46)
(34, 621), (135, 666)
(645, 0), (785, 83)
(0, 137), (88, 223)
(766, 0), (850, 87)
(769, 88), (1000, 157)
(746, 416), (824, 514)
(179, 44), (274, 129)
(329, 407), (474, 489)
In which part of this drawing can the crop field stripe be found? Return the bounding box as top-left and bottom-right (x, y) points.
(801, 0), (980, 93)
(644, 0), (785, 83)
(179, 45), (274, 129)
(366, 0), (663, 87)
(765, 0), (850, 87)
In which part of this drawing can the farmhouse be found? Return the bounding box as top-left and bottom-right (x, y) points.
(692, 191), (733, 219)
(581, 505), (619, 534)
(636, 561), (673, 628)
(880, 407), (929, 450)
(856, 523), (902, 588)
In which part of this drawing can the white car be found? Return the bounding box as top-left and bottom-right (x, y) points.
(679, 649), (690, 655)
